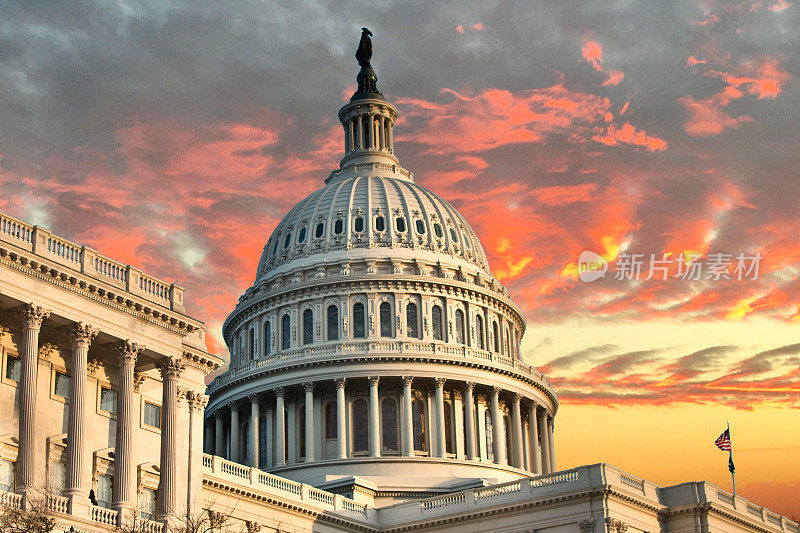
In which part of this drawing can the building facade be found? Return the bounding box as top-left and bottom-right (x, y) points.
(0, 39), (797, 533)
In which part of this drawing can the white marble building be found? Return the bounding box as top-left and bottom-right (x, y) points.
(0, 42), (797, 533)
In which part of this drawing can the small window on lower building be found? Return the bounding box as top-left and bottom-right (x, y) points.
(54, 371), (70, 399)
(140, 487), (157, 521)
(96, 474), (113, 508)
(49, 461), (66, 495)
(143, 401), (162, 429)
(100, 387), (117, 415)
(0, 459), (14, 492)
(5, 355), (20, 382)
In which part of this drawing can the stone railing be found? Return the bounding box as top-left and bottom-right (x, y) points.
(209, 339), (547, 393)
(0, 210), (186, 314)
(0, 490), (23, 509)
(45, 494), (69, 514)
(326, 161), (414, 183)
(714, 487), (799, 532)
(90, 504), (119, 526)
(201, 454), (372, 520)
(140, 518), (166, 533)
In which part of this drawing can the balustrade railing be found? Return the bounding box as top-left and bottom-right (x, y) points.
(45, 494), (69, 514)
(0, 490), (23, 508)
(90, 504), (119, 525)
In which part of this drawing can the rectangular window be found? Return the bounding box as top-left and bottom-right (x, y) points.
(54, 371), (70, 399)
(96, 474), (113, 508)
(0, 459), (14, 492)
(5, 355), (20, 382)
(143, 401), (162, 429)
(140, 487), (157, 521)
(49, 461), (66, 495)
(100, 387), (117, 415)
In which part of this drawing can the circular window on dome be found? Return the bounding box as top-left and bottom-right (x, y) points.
(354, 216), (364, 233)
(334, 219), (344, 235)
(298, 227), (307, 243)
(375, 216), (385, 232)
(415, 219), (426, 234)
(433, 223), (443, 238)
(395, 217), (406, 232)
(283, 233), (291, 249)
(315, 222), (324, 239)
(449, 227), (458, 242)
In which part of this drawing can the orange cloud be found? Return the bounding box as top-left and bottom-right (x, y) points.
(581, 39), (604, 71)
(593, 122), (668, 151)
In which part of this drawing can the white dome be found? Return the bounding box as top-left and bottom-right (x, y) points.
(256, 170), (491, 282)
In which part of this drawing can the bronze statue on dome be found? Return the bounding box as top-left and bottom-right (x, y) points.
(356, 27), (373, 68)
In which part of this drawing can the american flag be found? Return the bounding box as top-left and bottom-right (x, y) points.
(715, 428), (732, 451)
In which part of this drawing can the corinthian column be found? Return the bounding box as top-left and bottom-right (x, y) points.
(215, 411), (224, 457)
(368, 377), (380, 457)
(65, 323), (97, 516)
(511, 394), (524, 468)
(463, 382), (476, 460)
(548, 417), (556, 472)
(528, 402), (541, 474)
(335, 378), (347, 459)
(16, 304), (49, 497)
(274, 388), (285, 466)
(303, 383), (314, 462)
(434, 378), (446, 458)
(490, 387), (507, 465)
(157, 357), (186, 521)
(112, 340), (142, 522)
(230, 403), (240, 463)
(249, 395), (260, 468)
(539, 410), (551, 474)
(401, 376), (413, 457)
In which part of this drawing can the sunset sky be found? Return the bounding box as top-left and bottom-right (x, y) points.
(0, 0), (798, 518)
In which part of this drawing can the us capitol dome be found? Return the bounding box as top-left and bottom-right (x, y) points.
(205, 37), (557, 505)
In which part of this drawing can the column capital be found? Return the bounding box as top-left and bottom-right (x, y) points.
(401, 376), (413, 386)
(158, 356), (186, 380)
(435, 377), (446, 388)
(368, 376), (380, 386)
(492, 385), (502, 397)
(132, 370), (146, 392)
(67, 322), (97, 350)
(274, 386), (285, 398)
(303, 382), (315, 392)
(464, 381), (475, 391)
(187, 390), (208, 412)
(116, 340), (143, 365)
(18, 303), (49, 330)
(334, 377), (346, 389)
(249, 393), (261, 404)
(513, 392), (522, 403)
(215, 409), (225, 420)
(229, 401), (240, 413)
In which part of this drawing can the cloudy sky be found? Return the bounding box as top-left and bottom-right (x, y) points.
(1, 0), (798, 517)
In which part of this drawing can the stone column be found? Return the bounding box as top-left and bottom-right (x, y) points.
(548, 417), (556, 472)
(463, 382), (476, 460)
(490, 387), (507, 465)
(186, 391), (207, 515)
(274, 388), (285, 466)
(112, 340), (142, 521)
(511, 394), (524, 468)
(434, 378), (446, 458)
(230, 403), (240, 463)
(539, 410), (551, 474)
(379, 115), (385, 150)
(335, 378), (347, 459)
(157, 357), (185, 522)
(402, 376), (414, 457)
(387, 119), (393, 151)
(348, 119), (355, 151)
(453, 390), (465, 459)
(367, 114), (375, 148)
(356, 115), (363, 149)
(303, 383), (314, 462)
(215, 411), (224, 457)
(368, 377), (380, 457)
(65, 323), (97, 516)
(528, 402), (541, 474)
(204, 421), (213, 454)
(16, 304), (49, 498)
(249, 395), (260, 468)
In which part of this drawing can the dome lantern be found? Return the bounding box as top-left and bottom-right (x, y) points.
(337, 28), (401, 170)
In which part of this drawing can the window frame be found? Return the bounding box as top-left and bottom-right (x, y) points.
(51, 367), (70, 403)
(141, 399), (163, 432)
(379, 302), (392, 338)
(2, 350), (20, 386)
(302, 308), (314, 345)
(326, 304), (339, 341)
(97, 384), (118, 419)
(352, 302), (366, 339)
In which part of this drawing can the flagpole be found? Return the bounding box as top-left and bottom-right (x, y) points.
(728, 421), (736, 496)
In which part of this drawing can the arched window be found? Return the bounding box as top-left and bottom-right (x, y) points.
(455, 309), (465, 344)
(282, 314), (291, 351)
(485, 410), (494, 461)
(353, 303), (366, 338)
(259, 414), (268, 467)
(250, 328), (256, 359)
(354, 217), (364, 232)
(327, 305), (339, 341)
(299, 407), (306, 459)
(283, 234), (291, 249)
(415, 219), (426, 234)
(334, 219), (344, 234)
(382, 399), (398, 452)
(379, 302), (392, 337)
(412, 399), (426, 451)
(432, 305), (443, 341)
(298, 227), (307, 243)
(433, 223), (443, 238)
(475, 315), (484, 350)
(375, 216), (385, 232)
(264, 321), (272, 356)
(325, 402), (337, 439)
(492, 321), (499, 353)
(444, 402), (454, 454)
(353, 399), (368, 452)
(406, 303), (419, 339)
(242, 421), (250, 465)
(303, 309), (313, 345)
(395, 217), (406, 232)
(315, 222), (324, 239)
